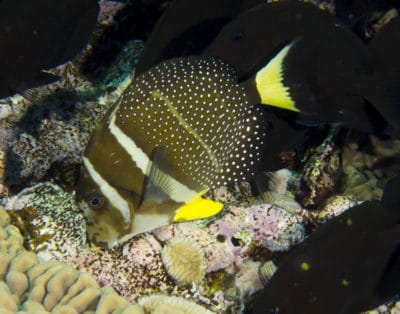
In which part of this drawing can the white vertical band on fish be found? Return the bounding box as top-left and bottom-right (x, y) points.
(82, 156), (131, 224)
(108, 108), (198, 203)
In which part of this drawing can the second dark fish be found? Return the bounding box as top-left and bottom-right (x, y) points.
(0, 0), (99, 98)
(253, 174), (400, 314)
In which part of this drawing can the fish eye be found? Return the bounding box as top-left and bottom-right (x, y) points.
(87, 193), (105, 209)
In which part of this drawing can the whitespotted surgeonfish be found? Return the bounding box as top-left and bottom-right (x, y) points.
(0, 0), (99, 98)
(253, 174), (400, 314)
(76, 0), (400, 247)
(77, 55), (268, 247)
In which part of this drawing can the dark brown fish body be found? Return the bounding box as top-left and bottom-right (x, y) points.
(254, 175), (400, 314)
(135, 0), (265, 75)
(0, 0), (99, 98)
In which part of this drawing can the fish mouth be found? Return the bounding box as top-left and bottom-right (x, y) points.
(86, 218), (124, 249)
(87, 228), (120, 249)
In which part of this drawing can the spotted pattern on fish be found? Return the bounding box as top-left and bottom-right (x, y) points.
(115, 56), (265, 189)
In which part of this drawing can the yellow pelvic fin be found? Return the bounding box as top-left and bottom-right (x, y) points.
(173, 193), (224, 222)
(255, 42), (299, 112)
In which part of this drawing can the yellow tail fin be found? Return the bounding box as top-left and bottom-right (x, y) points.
(254, 42), (299, 112)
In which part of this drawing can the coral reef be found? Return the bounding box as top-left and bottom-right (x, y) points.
(139, 295), (214, 314)
(2, 88), (118, 192)
(0, 0), (399, 313)
(296, 136), (342, 208)
(342, 135), (400, 201)
(0, 206), (138, 314)
(209, 203), (304, 253)
(4, 180), (306, 312)
(0, 205), (221, 314)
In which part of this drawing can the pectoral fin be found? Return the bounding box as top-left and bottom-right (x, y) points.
(140, 146), (174, 207)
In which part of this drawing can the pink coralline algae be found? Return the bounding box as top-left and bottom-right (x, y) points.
(210, 203), (305, 253)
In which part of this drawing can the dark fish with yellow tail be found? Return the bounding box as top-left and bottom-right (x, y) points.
(206, 0), (400, 133)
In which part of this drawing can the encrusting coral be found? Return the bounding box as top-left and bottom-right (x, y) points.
(317, 194), (359, 222)
(341, 135), (400, 201)
(0, 205), (219, 314)
(297, 135), (342, 208)
(5, 183), (87, 262)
